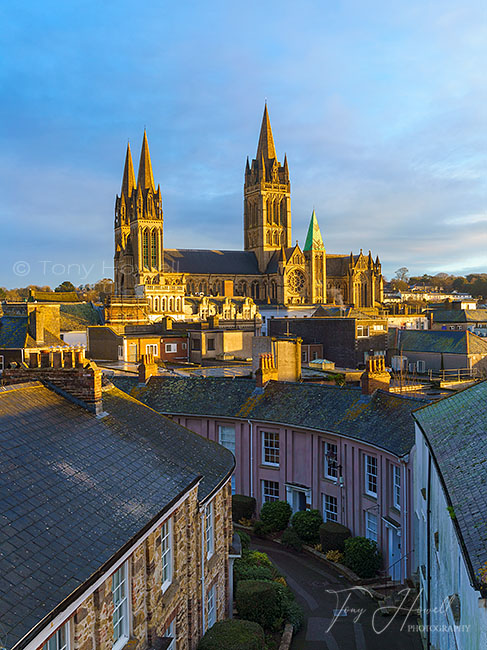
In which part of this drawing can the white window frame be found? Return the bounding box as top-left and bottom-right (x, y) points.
(165, 343), (177, 353)
(207, 584), (216, 630)
(324, 442), (338, 481)
(365, 454), (378, 497)
(416, 360), (426, 373)
(43, 622), (69, 650)
(145, 343), (158, 356)
(218, 425), (236, 494)
(323, 494), (338, 523)
(262, 431), (279, 467)
(205, 501), (214, 559)
(357, 325), (369, 338)
(393, 465), (401, 510)
(262, 479), (279, 503)
(112, 562), (129, 650)
(161, 518), (173, 592)
(365, 511), (378, 542)
(163, 619), (176, 650)
(302, 350), (308, 362)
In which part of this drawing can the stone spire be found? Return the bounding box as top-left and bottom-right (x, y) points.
(256, 104), (277, 161)
(304, 210), (325, 251)
(137, 130), (155, 191)
(121, 142), (136, 198)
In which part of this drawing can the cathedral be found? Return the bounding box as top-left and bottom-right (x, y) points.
(113, 106), (383, 312)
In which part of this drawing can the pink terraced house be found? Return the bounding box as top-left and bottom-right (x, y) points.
(116, 368), (425, 583)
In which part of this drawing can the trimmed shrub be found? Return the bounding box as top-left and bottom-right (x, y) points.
(319, 521), (352, 553)
(237, 530), (251, 552)
(233, 494), (256, 522)
(234, 561), (275, 586)
(244, 550), (273, 567)
(343, 536), (382, 579)
(236, 580), (284, 631)
(252, 520), (272, 537)
(281, 528), (303, 552)
(284, 600), (305, 632)
(291, 509), (323, 544)
(260, 500), (292, 532)
(197, 619), (266, 650)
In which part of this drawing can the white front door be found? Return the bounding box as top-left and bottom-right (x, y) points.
(286, 486), (308, 514)
(388, 527), (401, 581)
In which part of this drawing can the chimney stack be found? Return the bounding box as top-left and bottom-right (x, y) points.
(138, 353), (158, 383)
(256, 353), (278, 388)
(360, 356), (391, 395)
(2, 348), (103, 413)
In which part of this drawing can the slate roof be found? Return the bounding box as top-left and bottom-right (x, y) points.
(115, 376), (425, 457)
(0, 382), (234, 650)
(29, 291), (80, 303)
(326, 254), (358, 277)
(59, 303), (102, 331)
(433, 309), (487, 324)
(397, 329), (487, 355)
(163, 249), (261, 275)
(414, 381), (487, 587)
(0, 318), (65, 349)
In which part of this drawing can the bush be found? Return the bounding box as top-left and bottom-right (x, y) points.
(244, 550), (272, 567)
(237, 530), (251, 552)
(234, 561), (275, 586)
(343, 536), (382, 579)
(319, 521), (351, 553)
(260, 500), (292, 532)
(281, 528), (303, 552)
(325, 549), (344, 563)
(284, 600), (305, 632)
(236, 580), (284, 631)
(233, 495), (256, 522)
(252, 520), (272, 537)
(291, 509), (323, 544)
(197, 619), (266, 650)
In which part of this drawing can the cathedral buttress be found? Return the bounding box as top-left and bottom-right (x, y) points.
(244, 105), (292, 272)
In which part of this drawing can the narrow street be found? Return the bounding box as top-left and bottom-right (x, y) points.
(253, 538), (423, 650)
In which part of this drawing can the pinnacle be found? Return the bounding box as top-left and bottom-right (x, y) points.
(256, 104), (277, 161)
(121, 142), (136, 197)
(137, 130), (155, 192)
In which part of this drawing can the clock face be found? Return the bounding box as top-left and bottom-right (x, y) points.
(287, 269), (306, 294)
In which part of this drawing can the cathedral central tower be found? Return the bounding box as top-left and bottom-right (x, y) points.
(244, 105), (291, 272)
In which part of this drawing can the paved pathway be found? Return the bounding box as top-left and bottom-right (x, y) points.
(253, 538), (423, 650)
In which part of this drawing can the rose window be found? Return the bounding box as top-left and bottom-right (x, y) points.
(287, 269), (306, 294)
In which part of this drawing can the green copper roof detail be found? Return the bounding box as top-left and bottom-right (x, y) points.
(304, 210), (325, 251)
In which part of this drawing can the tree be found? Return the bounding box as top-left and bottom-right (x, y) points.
(55, 281), (76, 293)
(395, 267), (409, 283)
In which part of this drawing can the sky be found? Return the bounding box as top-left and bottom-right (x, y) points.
(1, 0), (486, 288)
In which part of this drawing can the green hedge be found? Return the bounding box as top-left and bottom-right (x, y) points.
(291, 509), (323, 544)
(234, 561), (275, 585)
(236, 580), (283, 631)
(237, 530), (251, 552)
(260, 500), (292, 532)
(319, 521), (351, 553)
(343, 536), (382, 578)
(281, 528), (303, 552)
(197, 619), (266, 650)
(232, 495), (256, 522)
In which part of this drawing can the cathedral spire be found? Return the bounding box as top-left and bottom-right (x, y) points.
(121, 142), (136, 198)
(256, 104), (277, 161)
(304, 210), (325, 251)
(137, 130), (155, 191)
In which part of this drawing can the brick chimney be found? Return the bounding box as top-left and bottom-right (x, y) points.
(138, 353), (158, 383)
(2, 347), (103, 413)
(360, 356), (391, 395)
(29, 309), (45, 344)
(256, 353), (278, 388)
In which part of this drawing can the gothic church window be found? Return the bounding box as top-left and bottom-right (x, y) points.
(151, 230), (157, 268)
(143, 230), (149, 268)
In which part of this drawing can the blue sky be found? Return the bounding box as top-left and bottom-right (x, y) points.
(1, 0), (486, 287)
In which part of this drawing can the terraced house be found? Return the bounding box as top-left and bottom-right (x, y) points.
(115, 368), (426, 584)
(0, 354), (237, 650)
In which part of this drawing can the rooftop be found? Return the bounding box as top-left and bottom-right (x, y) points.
(0, 381), (233, 650)
(397, 329), (487, 355)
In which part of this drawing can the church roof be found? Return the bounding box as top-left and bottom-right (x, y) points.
(326, 254), (359, 276)
(164, 249), (261, 275)
(304, 210), (325, 251)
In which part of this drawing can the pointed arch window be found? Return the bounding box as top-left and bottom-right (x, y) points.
(143, 230), (149, 268)
(151, 230), (157, 268)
